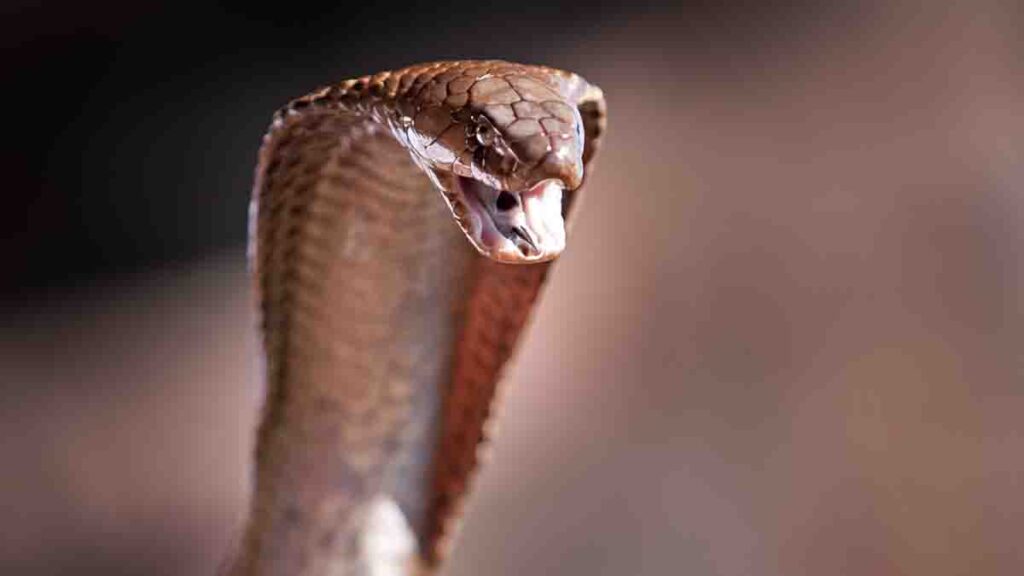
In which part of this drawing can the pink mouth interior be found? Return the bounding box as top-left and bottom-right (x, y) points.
(454, 176), (566, 263)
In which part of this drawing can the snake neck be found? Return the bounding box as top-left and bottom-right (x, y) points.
(238, 112), (476, 575)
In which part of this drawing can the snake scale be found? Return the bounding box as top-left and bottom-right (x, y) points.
(232, 60), (606, 575)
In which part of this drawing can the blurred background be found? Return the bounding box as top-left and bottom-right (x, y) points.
(2, 0), (1023, 574)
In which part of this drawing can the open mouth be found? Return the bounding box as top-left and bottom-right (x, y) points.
(451, 176), (566, 263)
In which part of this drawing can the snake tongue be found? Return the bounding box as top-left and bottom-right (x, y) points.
(511, 226), (539, 252)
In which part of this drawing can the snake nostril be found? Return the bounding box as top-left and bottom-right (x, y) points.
(496, 191), (518, 211)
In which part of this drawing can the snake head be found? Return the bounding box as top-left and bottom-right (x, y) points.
(390, 62), (587, 264)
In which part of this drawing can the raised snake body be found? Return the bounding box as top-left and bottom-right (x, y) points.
(234, 60), (606, 575)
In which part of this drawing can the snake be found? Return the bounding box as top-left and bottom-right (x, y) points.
(231, 60), (606, 576)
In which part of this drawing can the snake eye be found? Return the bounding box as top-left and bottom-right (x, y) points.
(475, 123), (496, 147)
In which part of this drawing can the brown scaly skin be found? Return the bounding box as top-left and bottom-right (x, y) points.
(233, 60), (606, 575)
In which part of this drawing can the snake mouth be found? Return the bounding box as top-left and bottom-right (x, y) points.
(451, 176), (566, 264)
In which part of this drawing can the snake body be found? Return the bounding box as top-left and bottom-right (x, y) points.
(234, 60), (606, 575)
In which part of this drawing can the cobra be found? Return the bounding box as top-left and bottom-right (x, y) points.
(232, 60), (606, 575)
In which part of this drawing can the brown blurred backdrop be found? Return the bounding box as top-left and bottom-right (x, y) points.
(2, 1), (1022, 575)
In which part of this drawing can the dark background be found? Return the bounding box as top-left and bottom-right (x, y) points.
(3, 1), (1023, 575)
(3, 0), (660, 295)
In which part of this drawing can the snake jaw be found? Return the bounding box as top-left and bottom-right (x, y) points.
(451, 176), (565, 264)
